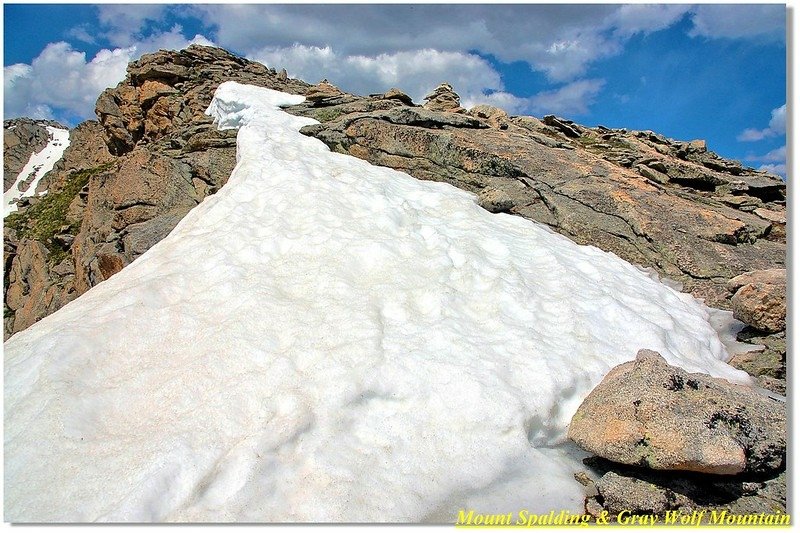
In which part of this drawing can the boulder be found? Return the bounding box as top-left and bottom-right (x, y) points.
(305, 79), (345, 102)
(423, 83), (463, 113)
(469, 105), (509, 129)
(727, 269), (786, 333)
(568, 350), (785, 475)
(543, 115), (583, 138)
(381, 88), (414, 106)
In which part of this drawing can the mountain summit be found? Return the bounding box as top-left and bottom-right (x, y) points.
(3, 45), (786, 522)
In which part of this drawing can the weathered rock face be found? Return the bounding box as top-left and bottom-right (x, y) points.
(288, 86), (785, 308)
(4, 45), (311, 338)
(2, 47), (786, 342)
(729, 329), (786, 395)
(3, 118), (66, 192)
(579, 457), (786, 520)
(95, 45), (310, 156)
(568, 350), (786, 476)
(4, 121), (114, 337)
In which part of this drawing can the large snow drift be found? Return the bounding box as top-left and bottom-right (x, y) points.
(4, 82), (749, 522)
(3, 125), (70, 217)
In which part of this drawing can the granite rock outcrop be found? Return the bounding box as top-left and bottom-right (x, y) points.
(4, 45), (310, 337)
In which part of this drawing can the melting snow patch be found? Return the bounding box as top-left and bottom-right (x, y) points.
(4, 82), (751, 522)
(3, 126), (70, 217)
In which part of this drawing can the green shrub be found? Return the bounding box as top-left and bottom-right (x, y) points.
(315, 108), (343, 123)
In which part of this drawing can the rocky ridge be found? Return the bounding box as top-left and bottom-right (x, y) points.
(2, 43), (789, 520)
(287, 82), (785, 309)
(4, 45), (309, 337)
(3, 118), (67, 192)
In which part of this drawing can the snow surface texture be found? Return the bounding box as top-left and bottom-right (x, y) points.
(4, 82), (751, 522)
(3, 126), (70, 217)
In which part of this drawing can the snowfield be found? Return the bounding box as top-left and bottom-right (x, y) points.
(3, 125), (70, 217)
(4, 82), (750, 522)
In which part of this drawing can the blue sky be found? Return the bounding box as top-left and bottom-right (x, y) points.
(3, 4), (786, 175)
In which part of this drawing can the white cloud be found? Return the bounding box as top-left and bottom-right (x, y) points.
(195, 5), (664, 84)
(253, 46), (503, 105)
(610, 5), (691, 37)
(527, 79), (606, 116)
(195, 4), (781, 87)
(96, 4), (168, 47)
(690, 5), (785, 41)
(8, 4), (785, 124)
(137, 26), (215, 53)
(758, 145), (786, 163)
(737, 105), (786, 141)
(4, 33), (214, 122)
(757, 163), (786, 176)
(253, 45), (602, 118)
(65, 24), (97, 45)
(5, 42), (133, 120)
(745, 145), (786, 178)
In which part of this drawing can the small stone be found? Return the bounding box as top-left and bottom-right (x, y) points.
(477, 189), (514, 213)
(753, 207), (786, 224)
(597, 472), (669, 515)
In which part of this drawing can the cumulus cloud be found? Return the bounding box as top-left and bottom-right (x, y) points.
(745, 145), (786, 178)
(254, 45), (601, 118)
(253, 46), (503, 105)
(462, 79), (605, 118)
(7, 4), (785, 124)
(96, 4), (169, 47)
(461, 91), (530, 116)
(195, 4), (781, 85)
(737, 105), (786, 141)
(4, 43), (133, 120)
(4, 33), (213, 122)
(196, 5), (662, 83)
(527, 79), (606, 116)
(690, 5), (785, 41)
(757, 163), (786, 176)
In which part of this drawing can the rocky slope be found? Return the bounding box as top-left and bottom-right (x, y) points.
(3, 118), (67, 192)
(3, 45), (786, 337)
(4, 46), (309, 337)
(286, 82), (786, 309)
(1, 43), (788, 521)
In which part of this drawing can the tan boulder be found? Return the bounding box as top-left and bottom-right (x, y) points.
(568, 350), (785, 475)
(727, 269), (786, 333)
